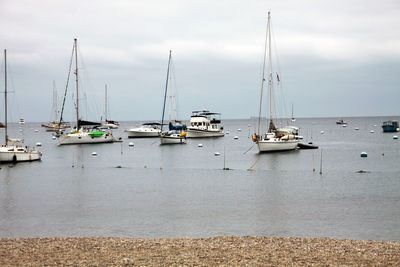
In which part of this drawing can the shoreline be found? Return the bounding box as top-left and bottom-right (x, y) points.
(1, 236), (399, 266)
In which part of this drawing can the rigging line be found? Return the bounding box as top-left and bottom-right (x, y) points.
(243, 143), (255, 155)
(170, 57), (179, 121)
(257, 11), (270, 137)
(77, 45), (100, 121)
(59, 43), (75, 125)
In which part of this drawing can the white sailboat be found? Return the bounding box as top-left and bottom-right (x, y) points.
(58, 39), (115, 145)
(100, 84), (119, 129)
(0, 49), (42, 162)
(41, 81), (70, 131)
(253, 12), (298, 152)
(160, 50), (187, 145)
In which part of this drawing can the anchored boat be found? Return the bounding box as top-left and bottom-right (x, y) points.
(252, 12), (299, 152)
(58, 39), (115, 145)
(186, 110), (224, 138)
(0, 49), (42, 162)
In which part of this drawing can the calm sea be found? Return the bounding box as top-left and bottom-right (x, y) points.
(0, 116), (399, 241)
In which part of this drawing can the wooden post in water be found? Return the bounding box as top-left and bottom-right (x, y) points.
(312, 152), (315, 172)
(319, 149), (323, 175)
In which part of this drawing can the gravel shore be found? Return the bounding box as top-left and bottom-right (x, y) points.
(1, 236), (399, 266)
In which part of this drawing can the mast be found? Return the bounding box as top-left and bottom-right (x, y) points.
(267, 11), (276, 132)
(104, 84), (108, 121)
(160, 50), (172, 132)
(74, 38), (79, 129)
(257, 12), (269, 137)
(4, 49), (8, 145)
(52, 80), (58, 122)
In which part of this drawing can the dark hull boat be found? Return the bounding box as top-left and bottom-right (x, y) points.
(382, 121), (399, 132)
(297, 142), (318, 149)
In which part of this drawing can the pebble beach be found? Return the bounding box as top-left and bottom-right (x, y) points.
(1, 236), (399, 266)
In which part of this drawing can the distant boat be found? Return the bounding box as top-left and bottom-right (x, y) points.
(125, 123), (162, 138)
(382, 120), (399, 132)
(0, 49), (42, 162)
(58, 39), (115, 145)
(186, 110), (224, 138)
(41, 81), (70, 131)
(19, 118), (25, 124)
(159, 50), (186, 145)
(291, 104), (296, 122)
(252, 12), (298, 152)
(336, 119), (346, 125)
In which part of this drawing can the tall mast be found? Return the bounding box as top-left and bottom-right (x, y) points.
(160, 50), (172, 132)
(267, 11), (275, 132)
(4, 49), (8, 145)
(74, 38), (79, 129)
(257, 12), (269, 137)
(104, 84), (108, 121)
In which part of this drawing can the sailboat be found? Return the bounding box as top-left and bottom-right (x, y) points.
(41, 81), (70, 131)
(291, 104), (296, 122)
(100, 84), (119, 129)
(0, 49), (42, 162)
(58, 39), (115, 145)
(160, 50), (187, 145)
(252, 12), (299, 152)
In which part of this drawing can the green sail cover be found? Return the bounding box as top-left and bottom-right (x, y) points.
(88, 131), (104, 137)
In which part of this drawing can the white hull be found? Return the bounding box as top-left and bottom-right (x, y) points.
(0, 146), (41, 162)
(100, 123), (118, 129)
(59, 131), (114, 145)
(257, 139), (298, 152)
(126, 129), (160, 138)
(160, 134), (186, 145)
(186, 129), (224, 138)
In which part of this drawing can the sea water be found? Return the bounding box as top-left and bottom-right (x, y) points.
(0, 116), (399, 241)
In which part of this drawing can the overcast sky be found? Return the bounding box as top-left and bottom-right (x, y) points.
(1, 0), (399, 122)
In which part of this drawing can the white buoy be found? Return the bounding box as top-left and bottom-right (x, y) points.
(234, 136), (239, 140)
(355, 127), (359, 130)
(36, 142), (41, 146)
(225, 131), (230, 134)
(320, 131), (324, 134)
(237, 129), (242, 132)
(214, 152), (220, 156)
(52, 136), (56, 140)
(91, 152), (98, 156)
(342, 124), (347, 127)
(360, 152), (367, 157)
(128, 142), (134, 147)
(35, 130), (39, 132)
(374, 125), (377, 127)
(393, 135), (399, 140)
(198, 144), (203, 147)
(370, 130), (374, 133)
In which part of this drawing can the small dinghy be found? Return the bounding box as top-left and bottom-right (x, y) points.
(297, 142), (318, 149)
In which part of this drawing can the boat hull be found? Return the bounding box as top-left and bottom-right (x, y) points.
(382, 126), (399, 132)
(126, 129), (160, 138)
(0, 146), (41, 162)
(186, 129), (224, 138)
(257, 139), (298, 152)
(59, 132), (114, 145)
(160, 135), (186, 145)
